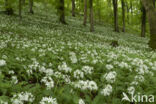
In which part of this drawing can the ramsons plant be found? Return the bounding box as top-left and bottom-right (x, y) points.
(0, 3), (156, 104)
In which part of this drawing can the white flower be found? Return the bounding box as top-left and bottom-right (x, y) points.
(0, 59), (6, 66)
(74, 70), (84, 79)
(0, 100), (8, 104)
(101, 84), (112, 96)
(11, 92), (34, 104)
(134, 75), (144, 82)
(8, 70), (15, 74)
(105, 64), (114, 70)
(45, 69), (54, 76)
(104, 71), (117, 83)
(82, 66), (93, 75)
(11, 76), (18, 84)
(118, 62), (129, 69)
(69, 52), (77, 63)
(131, 81), (138, 85)
(58, 62), (72, 73)
(41, 77), (54, 90)
(40, 96), (58, 104)
(73, 80), (98, 91)
(79, 99), (85, 104)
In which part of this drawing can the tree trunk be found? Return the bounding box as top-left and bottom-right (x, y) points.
(5, 0), (14, 15)
(58, 0), (66, 24)
(126, 2), (130, 24)
(29, 0), (34, 14)
(72, 0), (75, 17)
(89, 0), (94, 32)
(141, 6), (146, 37)
(153, 0), (155, 7)
(83, 0), (87, 26)
(112, 0), (119, 32)
(141, 0), (156, 49)
(19, 0), (22, 19)
(97, 0), (101, 23)
(121, 0), (125, 32)
(130, 1), (133, 15)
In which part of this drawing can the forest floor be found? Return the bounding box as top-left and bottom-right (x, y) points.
(0, 4), (156, 104)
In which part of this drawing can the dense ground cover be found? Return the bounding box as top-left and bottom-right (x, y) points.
(0, 4), (156, 104)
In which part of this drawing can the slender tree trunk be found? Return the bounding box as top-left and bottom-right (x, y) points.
(29, 0), (34, 14)
(90, 0), (94, 32)
(141, 6), (146, 37)
(141, 0), (156, 49)
(5, 0), (14, 15)
(19, 0), (22, 19)
(83, 0), (87, 26)
(112, 0), (119, 32)
(126, 2), (130, 24)
(72, 0), (75, 17)
(58, 0), (66, 24)
(153, 0), (155, 7)
(97, 0), (101, 23)
(130, 1), (133, 15)
(121, 0), (125, 32)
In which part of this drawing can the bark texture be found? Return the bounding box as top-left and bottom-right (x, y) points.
(141, 0), (156, 49)
(141, 6), (146, 37)
(83, 0), (87, 26)
(89, 0), (94, 32)
(113, 0), (119, 32)
(58, 0), (66, 24)
(72, 0), (75, 17)
(29, 0), (34, 14)
(121, 0), (125, 32)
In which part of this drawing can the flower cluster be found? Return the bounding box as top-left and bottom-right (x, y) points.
(40, 96), (58, 104)
(73, 80), (98, 91)
(11, 92), (34, 104)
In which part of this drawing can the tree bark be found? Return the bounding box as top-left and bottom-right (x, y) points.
(141, 0), (156, 49)
(83, 0), (87, 26)
(141, 6), (146, 37)
(130, 1), (133, 15)
(5, 0), (14, 15)
(126, 2), (130, 24)
(97, 0), (101, 23)
(121, 0), (125, 32)
(112, 0), (119, 32)
(58, 0), (66, 24)
(153, 0), (156, 7)
(72, 0), (75, 17)
(19, 0), (22, 19)
(29, 0), (34, 14)
(89, 0), (94, 32)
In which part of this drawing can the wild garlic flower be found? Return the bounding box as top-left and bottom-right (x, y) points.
(58, 62), (72, 73)
(11, 92), (35, 104)
(104, 71), (117, 83)
(73, 80), (98, 91)
(105, 64), (114, 70)
(0, 100), (8, 104)
(11, 76), (18, 84)
(40, 96), (58, 104)
(82, 66), (93, 75)
(101, 84), (112, 96)
(0, 59), (6, 66)
(79, 99), (85, 104)
(41, 77), (54, 90)
(74, 70), (84, 79)
(69, 52), (77, 63)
